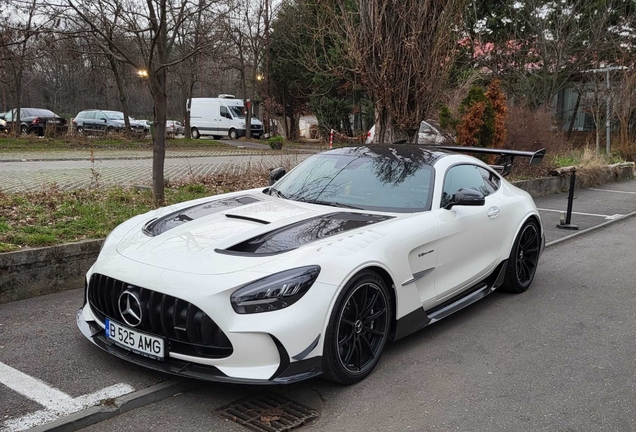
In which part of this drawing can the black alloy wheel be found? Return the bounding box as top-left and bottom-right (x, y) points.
(20, 125), (28, 135)
(324, 271), (392, 384)
(501, 219), (541, 293)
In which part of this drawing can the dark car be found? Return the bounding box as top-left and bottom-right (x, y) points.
(73, 110), (149, 135)
(0, 108), (68, 135)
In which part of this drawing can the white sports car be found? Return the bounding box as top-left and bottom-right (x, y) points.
(77, 145), (546, 385)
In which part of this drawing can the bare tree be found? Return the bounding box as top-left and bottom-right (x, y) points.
(225, 0), (266, 139)
(329, 0), (467, 143)
(61, 0), (228, 205)
(612, 68), (636, 155)
(1, 0), (57, 133)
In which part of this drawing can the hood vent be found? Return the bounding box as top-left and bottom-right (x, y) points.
(218, 212), (392, 256)
(143, 195), (260, 237)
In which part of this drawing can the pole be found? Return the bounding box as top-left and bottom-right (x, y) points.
(264, 0), (270, 135)
(329, 129), (334, 149)
(606, 69), (611, 155)
(556, 168), (579, 230)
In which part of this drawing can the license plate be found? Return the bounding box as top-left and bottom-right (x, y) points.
(104, 318), (165, 361)
(47, 120), (60, 124)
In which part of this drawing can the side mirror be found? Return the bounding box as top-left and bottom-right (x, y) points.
(446, 188), (485, 209)
(269, 167), (286, 185)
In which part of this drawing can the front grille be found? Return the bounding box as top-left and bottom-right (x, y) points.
(88, 273), (233, 359)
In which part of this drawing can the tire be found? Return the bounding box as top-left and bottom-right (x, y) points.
(500, 219), (541, 293)
(191, 127), (200, 139)
(323, 270), (392, 385)
(20, 125), (28, 135)
(107, 126), (115, 134)
(76, 126), (83, 134)
(229, 129), (239, 140)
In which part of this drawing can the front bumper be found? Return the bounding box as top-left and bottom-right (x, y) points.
(77, 308), (322, 385)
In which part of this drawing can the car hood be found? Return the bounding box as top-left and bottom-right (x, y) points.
(114, 191), (392, 275)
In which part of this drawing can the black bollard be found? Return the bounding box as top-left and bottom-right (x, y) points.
(556, 168), (579, 230)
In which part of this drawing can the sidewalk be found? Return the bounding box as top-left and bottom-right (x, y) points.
(535, 179), (636, 244)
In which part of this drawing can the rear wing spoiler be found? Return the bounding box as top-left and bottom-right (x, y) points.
(432, 146), (546, 177)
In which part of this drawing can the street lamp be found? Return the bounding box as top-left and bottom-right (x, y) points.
(256, 74), (264, 81)
(137, 69), (148, 78)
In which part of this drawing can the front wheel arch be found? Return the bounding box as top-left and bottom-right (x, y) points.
(322, 268), (394, 384)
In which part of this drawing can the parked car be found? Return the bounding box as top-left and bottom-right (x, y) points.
(0, 112), (7, 133)
(129, 117), (151, 134)
(73, 110), (148, 134)
(188, 96), (263, 140)
(77, 144), (546, 385)
(166, 120), (184, 135)
(0, 108), (67, 135)
(365, 119), (450, 144)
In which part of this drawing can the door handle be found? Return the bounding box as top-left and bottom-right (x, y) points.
(487, 206), (500, 218)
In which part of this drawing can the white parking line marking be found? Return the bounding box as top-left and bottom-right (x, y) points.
(589, 188), (636, 195)
(0, 362), (134, 432)
(0, 362), (75, 413)
(536, 208), (624, 220)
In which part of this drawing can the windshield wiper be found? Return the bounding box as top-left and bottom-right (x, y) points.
(268, 188), (287, 199)
(297, 198), (363, 210)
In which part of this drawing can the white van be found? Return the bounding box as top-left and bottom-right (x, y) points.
(187, 96), (263, 140)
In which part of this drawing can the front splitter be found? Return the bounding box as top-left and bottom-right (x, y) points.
(76, 309), (322, 385)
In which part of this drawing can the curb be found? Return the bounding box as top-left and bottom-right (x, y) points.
(545, 209), (636, 248)
(28, 379), (198, 432)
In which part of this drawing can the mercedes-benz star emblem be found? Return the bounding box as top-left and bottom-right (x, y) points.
(118, 290), (143, 327)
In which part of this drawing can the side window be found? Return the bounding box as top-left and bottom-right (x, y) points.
(419, 122), (432, 134)
(441, 164), (489, 208)
(96, 112), (107, 121)
(478, 167), (500, 194)
(220, 106), (230, 119)
(76, 112), (85, 119)
(5, 110), (13, 121)
(85, 112), (96, 120)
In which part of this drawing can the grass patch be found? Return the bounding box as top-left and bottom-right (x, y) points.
(0, 185), (236, 251)
(0, 160), (282, 251)
(0, 134), (233, 152)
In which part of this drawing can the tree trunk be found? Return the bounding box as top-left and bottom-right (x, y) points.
(150, 68), (168, 206)
(184, 93), (192, 139)
(566, 92), (581, 140)
(108, 55), (131, 131)
(240, 71), (250, 140)
(374, 103), (407, 144)
(14, 69), (22, 135)
(184, 81), (192, 139)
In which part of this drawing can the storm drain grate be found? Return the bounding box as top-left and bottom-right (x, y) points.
(218, 393), (319, 432)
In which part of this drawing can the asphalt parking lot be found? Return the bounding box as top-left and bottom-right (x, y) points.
(1, 180), (636, 431)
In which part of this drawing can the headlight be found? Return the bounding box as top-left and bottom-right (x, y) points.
(240, 122), (246, 127)
(230, 266), (321, 314)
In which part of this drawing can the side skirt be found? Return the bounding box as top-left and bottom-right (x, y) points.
(392, 260), (507, 341)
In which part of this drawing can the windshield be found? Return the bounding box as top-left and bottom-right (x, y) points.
(104, 111), (124, 120)
(229, 106), (243, 118)
(273, 148), (435, 212)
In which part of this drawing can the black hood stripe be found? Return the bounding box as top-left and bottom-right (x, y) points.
(217, 212), (393, 256)
(143, 195), (260, 237)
